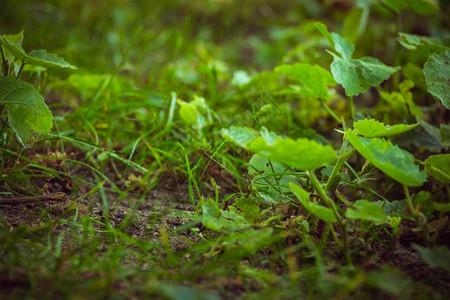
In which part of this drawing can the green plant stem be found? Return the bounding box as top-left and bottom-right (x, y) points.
(348, 96), (355, 121)
(307, 170), (341, 223)
(403, 184), (418, 220)
(325, 139), (351, 195)
(307, 170), (352, 266)
(320, 100), (341, 123)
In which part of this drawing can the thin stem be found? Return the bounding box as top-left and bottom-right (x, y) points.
(320, 100), (341, 123)
(325, 139), (351, 195)
(16, 61), (25, 79)
(348, 96), (355, 121)
(403, 184), (418, 219)
(307, 170), (342, 224)
(0, 45), (8, 76)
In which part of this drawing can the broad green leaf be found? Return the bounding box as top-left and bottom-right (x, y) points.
(346, 200), (389, 224)
(222, 228), (274, 259)
(201, 198), (249, 233)
(354, 119), (418, 138)
(248, 136), (336, 171)
(441, 124), (450, 147)
(412, 191), (434, 217)
(0, 77), (53, 148)
(289, 182), (337, 222)
(314, 22), (354, 60)
(413, 244), (450, 272)
(178, 96), (211, 128)
(1, 31), (24, 64)
(330, 54), (400, 97)
(423, 50), (450, 109)
(222, 126), (259, 148)
(378, 199), (407, 215)
(248, 154), (299, 204)
(398, 33), (449, 54)
(274, 63), (336, 100)
(0, 34), (27, 61)
(424, 154), (450, 184)
(393, 121), (441, 153)
(223, 126), (337, 170)
(346, 130), (427, 186)
(26, 49), (77, 70)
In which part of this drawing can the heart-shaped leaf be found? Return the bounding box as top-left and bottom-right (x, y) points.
(354, 119), (418, 138)
(330, 54), (400, 97)
(0, 77), (53, 148)
(346, 130), (427, 186)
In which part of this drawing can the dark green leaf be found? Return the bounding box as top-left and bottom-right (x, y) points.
(424, 154), (450, 184)
(423, 50), (450, 109)
(26, 49), (77, 69)
(0, 77), (53, 148)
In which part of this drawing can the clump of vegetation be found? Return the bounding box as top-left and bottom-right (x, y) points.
(1, 0), (449, 299)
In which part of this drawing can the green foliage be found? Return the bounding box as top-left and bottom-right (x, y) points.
(385, 0), (440, 15)
(290, 182), (337, 222)
(346, 130), (427, 186)
(424, 154), (450, 184)
(423, 50), (450, 109)
(345, 200), (389, 224)
(0, 31), (76, 148)
(274, 63), (336, 100)
(353, 119), (418, 138)
(316, 22), (400, 97)
(0, 77), (53, 148)
(222, 126), (337, 170)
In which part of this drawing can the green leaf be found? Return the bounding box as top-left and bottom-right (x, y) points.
(223, 126), (337, 170)
(0, 31), (24, 64)
(201, 198), (249, 234)
(423, 50), (450, 109)
(0, 77), (53, 148)
(314, 22), (354, 59)
(433, 203), (450, 213)
(441, 124), (450, 147)
(0, 34), (27, 61)
(353, 119), (418, 138)
(289, 182), (337, 222)
(274, 63), (336, 100)
(248, 136), (336, 171)
(424, 154), (450, 184)
(346, 200), (389, 224)
(346, 130), (427, 186)
(222, 228), (274, 259)
(385, 0), (440, 15)
(398, 33), (449, 54)
(343, 8), (368, 43)
(413, 244), (450, 272)
(330, 54), (400, 97)
(248, 154), (299, 204)
(222, 126), (259, 148)
(26, 49), (77, 70)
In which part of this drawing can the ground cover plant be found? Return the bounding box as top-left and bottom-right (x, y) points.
(0, 0), (449, 299)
